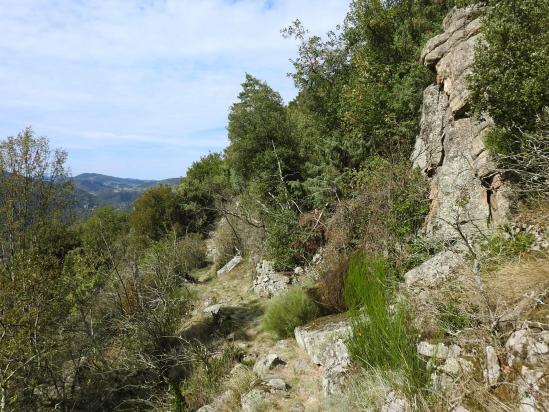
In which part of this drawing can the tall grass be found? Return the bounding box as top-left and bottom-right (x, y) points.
(344, 253), (430, 395)
(261, 287), (320, 338)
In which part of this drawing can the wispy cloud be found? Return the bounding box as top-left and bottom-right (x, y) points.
(0, 0), (349, 179)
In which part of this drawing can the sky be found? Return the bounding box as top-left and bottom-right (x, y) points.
(0, 0), (349, 179)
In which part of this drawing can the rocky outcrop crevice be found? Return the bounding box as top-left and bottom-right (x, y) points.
(412, 6), (509, 241)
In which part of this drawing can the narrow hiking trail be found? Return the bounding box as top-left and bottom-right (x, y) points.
(184, 260), (327, 412)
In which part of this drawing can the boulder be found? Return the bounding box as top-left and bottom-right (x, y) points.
(439, 357), (473, 376)
(196, 390), (234, 412)
(253, 260), (292, 298)
(241, 389), (268, 412)
(217, 255), (243, 276)
(381, 391), (411, 412)
(294, 315), (352, 395)
(265, 378), (288, 391)
(517, 365), (548, 412)
(253, 354), (286, 378)
(404, 250), (466, 287)
(417, 341), (461, 359)
(505, 328), (549, 366)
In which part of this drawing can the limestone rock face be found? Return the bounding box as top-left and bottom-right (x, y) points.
(294, 316), (352, 395)
(413, 6), (509, 241)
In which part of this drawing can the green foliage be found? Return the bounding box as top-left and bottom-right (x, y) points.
(469, 0), (549, 135)
(262, 287), (320, 338)
(340, 0), (447, 160)
(343, 254), (395, 311)
(79, 206), (128, 260)
(129, 185), (184, 241)
(226, 74), (303, 199)
(264, 206), (305, 271)
(0, 127), (73, 257)
(178, 152), (232, 234)
(344, 253), (429, 394)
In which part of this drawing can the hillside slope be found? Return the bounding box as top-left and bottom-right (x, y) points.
(73, 173), (180, 210)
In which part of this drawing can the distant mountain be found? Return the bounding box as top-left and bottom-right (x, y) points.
(73, 173), (180, 211)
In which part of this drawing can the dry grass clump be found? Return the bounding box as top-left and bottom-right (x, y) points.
(218, 365), (256, 412)
(325, 368), (412, 411)
(406, 267), (488, 342)
(310, 251), (348, 313)
(483, 257), (549, 306)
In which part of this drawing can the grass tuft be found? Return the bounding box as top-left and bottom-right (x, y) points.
(261, 287), (320, 338)
(344, 253), (429, 395)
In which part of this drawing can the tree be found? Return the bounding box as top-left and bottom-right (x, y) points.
(178, 152), (231, 234)
(226, 74), (303, 200)
(0, 127), (72, 259)
(129, 185), (184, 241)
(0, 129), (79, 410)
(469, 0), (549, 156)
(80, 206), (128, 260)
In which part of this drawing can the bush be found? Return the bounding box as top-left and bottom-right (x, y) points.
(145, 233), (206, 283)
(261, 287), (320, 338)
(183, 344), (241, 410)
(485, 109), (549, 199)
(211, 201), (266, 269)
(178, 152), (232, 235)
(313, 158), (429, 313)
(129, 185), (185, 241)
(344, 254), (429, 395)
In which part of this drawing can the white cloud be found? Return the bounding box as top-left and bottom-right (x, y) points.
(0, 0), (349, 178)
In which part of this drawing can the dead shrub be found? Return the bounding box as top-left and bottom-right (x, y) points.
(310, 252), (348, 313)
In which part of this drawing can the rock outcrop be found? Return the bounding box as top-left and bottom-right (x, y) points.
(294, 316), (352, 395)
(253, 354), (286, 379)
(253, 260), (293, 298)
(412, 6), (509, 241)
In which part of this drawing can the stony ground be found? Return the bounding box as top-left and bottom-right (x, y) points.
(184, 261), (327, 412)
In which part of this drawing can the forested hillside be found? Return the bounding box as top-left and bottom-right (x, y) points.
(73, 173), (180, 211)
(1, 0), (547, 411)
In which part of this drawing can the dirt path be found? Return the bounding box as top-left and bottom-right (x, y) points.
(186, 261), (326, 411)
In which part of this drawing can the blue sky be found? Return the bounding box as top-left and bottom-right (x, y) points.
(0, 0), (349, 179)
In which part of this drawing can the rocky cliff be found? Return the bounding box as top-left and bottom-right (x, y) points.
(412, 6), (509, 241)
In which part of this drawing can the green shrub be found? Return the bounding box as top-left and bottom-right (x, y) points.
(469, 0), (549, 136)
(262, 287), (320, 338)
(145, 233), (206, 282)
(265, 206), (308, 271)
(344, 253), (429, 395)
